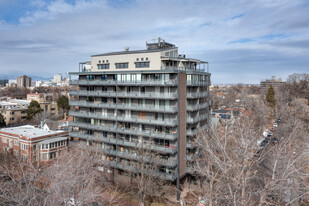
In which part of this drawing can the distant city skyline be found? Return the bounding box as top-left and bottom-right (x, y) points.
(0, 0), (308, 84)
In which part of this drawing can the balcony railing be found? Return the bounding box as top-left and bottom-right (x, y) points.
(186, 114), (208, 124)
(102, 149), (177, 167)
(186, 124), (208, 136)
(70, 101), (178, 113)
(186, 102), (208, 111)
(70, 90), (178, 100)
(102, 160), (177, 181)
(160, 66), (206, 73)
(69, 111), (178, 126)
(69, 132), (177, 154)
(69, 121), (177, 141)
(186, 152), (199, 161)
(186, 92), (208, 99)
(70, 79), (178, 86)
(186, 80), (208, 86)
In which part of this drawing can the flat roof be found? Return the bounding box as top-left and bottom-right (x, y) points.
(0, 125), (65, 139)
(91, 47), (177, 57)
(8, 99), (30, 105)
(0, 102), (17, 106)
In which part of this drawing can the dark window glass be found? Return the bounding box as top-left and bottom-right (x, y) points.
(115, 63), (128, 69)
(135, 62), (150, 68)
(98, 64), (109, 69)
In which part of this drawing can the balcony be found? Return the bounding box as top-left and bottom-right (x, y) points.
(187, 102), (208, 111)
(70, 79), (178, 86)
(186, 114), (208, 124)
(69, 122), (177, 141)
(69, 132), (177, 154)
(186, 92), (208, 99)
(102, 149), (177, 167)
(69, 111), (178, 126)
(186, 152), (199, 161)
(70, 101), (178, 113)
(186, 80), (208, 86)
(102, 160), (177, 181)
(70, 90), (178, 100)
(160, 66), (206, 73)
(186, 124), (208, 136)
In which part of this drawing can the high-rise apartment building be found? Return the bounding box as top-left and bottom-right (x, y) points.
(17, 75), (31, 88)
(69, 38), (211, 182)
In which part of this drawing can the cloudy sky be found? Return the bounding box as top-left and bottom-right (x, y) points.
(0, 0), (308, 84)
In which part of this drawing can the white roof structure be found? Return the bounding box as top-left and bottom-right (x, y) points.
(0, 125), (65, 139)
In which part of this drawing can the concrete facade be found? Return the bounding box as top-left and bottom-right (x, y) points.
(69, 38), (211, 181)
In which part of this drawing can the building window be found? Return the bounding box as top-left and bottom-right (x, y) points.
(14, 140), (19, 146)
(50, 152), (56, 159)
(2, 138), (7, 143)
(10, 118), (15, 121)
(136, 58), (139, 61)
(41, 144), (45, 149)
(102, 75), (108, 81)
(14, 150), (19, 156)
(98, 60), (101, 63)
(21, 155), (27, 161)
(146, 57), (148, 60)
(21, 144), (28, 150)
(102, 60), (105, 63)
(86, 75), (94, 81)
(135, 62), (150, 68)
(98, 64), (110, 69)
(10, 111), (15, 115)
(165, 52), (169, 56)
(42, 153), (48, 160)
(115, 63), (129, 69)
(106, 60), (109, 63)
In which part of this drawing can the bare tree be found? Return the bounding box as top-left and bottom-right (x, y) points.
(0, 153), (46, 206)
(195, 111), (308, 206)
(33, 110), (51, 125)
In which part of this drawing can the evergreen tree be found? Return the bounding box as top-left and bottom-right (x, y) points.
(266, 85), (276, 108)
(57, 95), (70, 116)
(27, 100), (42, 119)
(0, 113), (6, 127)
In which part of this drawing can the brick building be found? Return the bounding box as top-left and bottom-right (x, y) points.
(0, 125), (68, 162)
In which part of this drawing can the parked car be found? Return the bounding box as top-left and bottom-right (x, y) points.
(272, 137), (279, 144)
(273, 123), (278, 128)
(270, 128), (275, 132)
(259, 139), (269, 148)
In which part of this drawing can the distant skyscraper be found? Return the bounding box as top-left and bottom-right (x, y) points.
(17, 75), (31, 88)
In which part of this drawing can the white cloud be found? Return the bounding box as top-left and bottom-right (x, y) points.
(0, 0), (308, 83)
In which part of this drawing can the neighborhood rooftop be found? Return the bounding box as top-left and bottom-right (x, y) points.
(0, 125), (65, 139)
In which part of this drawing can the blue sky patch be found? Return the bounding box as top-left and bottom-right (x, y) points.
(228, 38), (255, 44)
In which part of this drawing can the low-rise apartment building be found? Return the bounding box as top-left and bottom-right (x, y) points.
(0, 125), (68, 162)
(0, 100), (29, 126)
(27, 93), (59, 117)
(69, 38), (211, 183)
